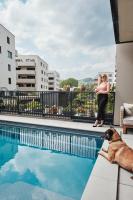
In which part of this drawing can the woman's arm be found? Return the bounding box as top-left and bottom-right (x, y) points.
(97, 82), (110, 94)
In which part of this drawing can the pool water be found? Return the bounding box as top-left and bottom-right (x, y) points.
(0, 122), (103, 200)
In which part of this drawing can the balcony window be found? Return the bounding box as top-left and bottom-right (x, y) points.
(49, 82), (54, 85)
(8, 78), (11, 84)
(16, 67), (21, 70)
(16, 59), (23, 62)
(0, 46), (1, 53)
(27, 67), (35, 70)
(18, 75), (35, 79)
(49, 87), (54, 90)
(49, 77), (54, 80)
(8, 51), (12, 59)
(26, 84), (35, 87)
(8, 64), (11, 71)
(7, 37), (10, 44)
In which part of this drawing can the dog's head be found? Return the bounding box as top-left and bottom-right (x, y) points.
(103, 128), (121, 142)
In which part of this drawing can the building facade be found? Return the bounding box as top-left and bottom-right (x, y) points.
(47, 71), (60, 91)
(16, 55), (48, 91)
(0, 24), (16, 90)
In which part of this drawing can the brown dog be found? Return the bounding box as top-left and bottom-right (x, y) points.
(99, 128), (133, 172)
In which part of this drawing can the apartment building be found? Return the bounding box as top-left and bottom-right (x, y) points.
(47, 71), (60, 91)
(0, 24), (16, 90)
(16, 55), (48, 91)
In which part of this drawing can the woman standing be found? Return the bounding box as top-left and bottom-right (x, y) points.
(93, 74), (110, 127)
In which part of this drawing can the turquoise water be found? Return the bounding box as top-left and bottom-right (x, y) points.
(0, 122), (103, 200)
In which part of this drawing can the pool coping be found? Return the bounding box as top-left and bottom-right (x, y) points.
(81, 140), (119, 200)
(0, 115), (121, 200)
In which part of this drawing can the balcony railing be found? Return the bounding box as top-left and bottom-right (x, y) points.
(0, 91), (115, 124)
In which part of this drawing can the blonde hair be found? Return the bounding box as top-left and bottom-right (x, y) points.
(101, 74), (108, 82)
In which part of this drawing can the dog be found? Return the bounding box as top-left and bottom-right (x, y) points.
(99, 128), (133, 172)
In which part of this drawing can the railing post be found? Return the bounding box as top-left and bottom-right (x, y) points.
(42, 91), (44, 117)
(112, 92), (115, 125)
(70, 92), (73, 118)
(17, 91), (20, 114)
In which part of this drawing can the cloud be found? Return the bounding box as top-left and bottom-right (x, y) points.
(0, 0), (115, 79)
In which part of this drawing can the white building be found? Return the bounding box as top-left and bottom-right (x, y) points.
(16, 55), (48, 91)
(47, 71), (60, 91)
(0, 24), (16, 90)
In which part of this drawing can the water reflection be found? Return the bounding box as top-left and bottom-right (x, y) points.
(0, 123), (103, 200)
(0, 123), (103, 159)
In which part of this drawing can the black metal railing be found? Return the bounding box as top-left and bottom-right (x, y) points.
(0, 91), (115, 124)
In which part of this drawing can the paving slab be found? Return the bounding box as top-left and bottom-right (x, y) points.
(118, 184), (133, 200)
(119, 168), (133, 187)
(81, 176), (117, 200)
(0, 115), (121, 133)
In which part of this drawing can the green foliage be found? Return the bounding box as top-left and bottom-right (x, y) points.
(24, 100), (42, 110)
(60, 78), (78, 88)
(85, 83), (95, 92)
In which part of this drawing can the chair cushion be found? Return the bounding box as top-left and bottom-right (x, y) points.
(123, 116), (133, 125)
(123, 103), (133, 116)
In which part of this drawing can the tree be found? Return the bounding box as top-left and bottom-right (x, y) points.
(60, 78), (78, 88)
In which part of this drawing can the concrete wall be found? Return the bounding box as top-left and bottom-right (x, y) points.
(114, 43), (133, 125)
(0, 24), (16, 90)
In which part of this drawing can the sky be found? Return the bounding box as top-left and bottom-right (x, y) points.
(0, 0), (116, 80)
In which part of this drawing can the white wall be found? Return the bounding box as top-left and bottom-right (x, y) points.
(48, 71), (60, 91)
(0, 24), (16, 90)
(16, 55), (48, 91)
(114, 43), (133, 125)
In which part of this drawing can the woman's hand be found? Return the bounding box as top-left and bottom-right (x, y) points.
(95, 88), (98, 92)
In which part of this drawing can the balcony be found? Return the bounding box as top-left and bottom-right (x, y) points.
(17, 61), (35, 67)
(16, 87), (35, 91)
(17, 79), (36, 84)
(16, 70), (35, 75)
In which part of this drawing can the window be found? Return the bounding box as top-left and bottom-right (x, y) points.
(8, 78), (11, 84)
(41, 70), (43, 74)
(41, 78), (43, 81)
(0, 46), (1, 53)
(49, 87), (54, 90)
(27, 67), (35, 70)
(8, 64), (11, 71)
(49, 77), (54, 80)
(16, 59), (23, 62)
(8, 51), (12, 59)
(7, 37), (10, 44)
(41, 85), (43, 88)
(40, 62), (42, 66)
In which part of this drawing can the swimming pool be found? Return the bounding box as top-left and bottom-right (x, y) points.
(0, 121), (103, 200)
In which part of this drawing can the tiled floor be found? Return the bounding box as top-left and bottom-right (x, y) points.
(0, 114), (120, 133)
